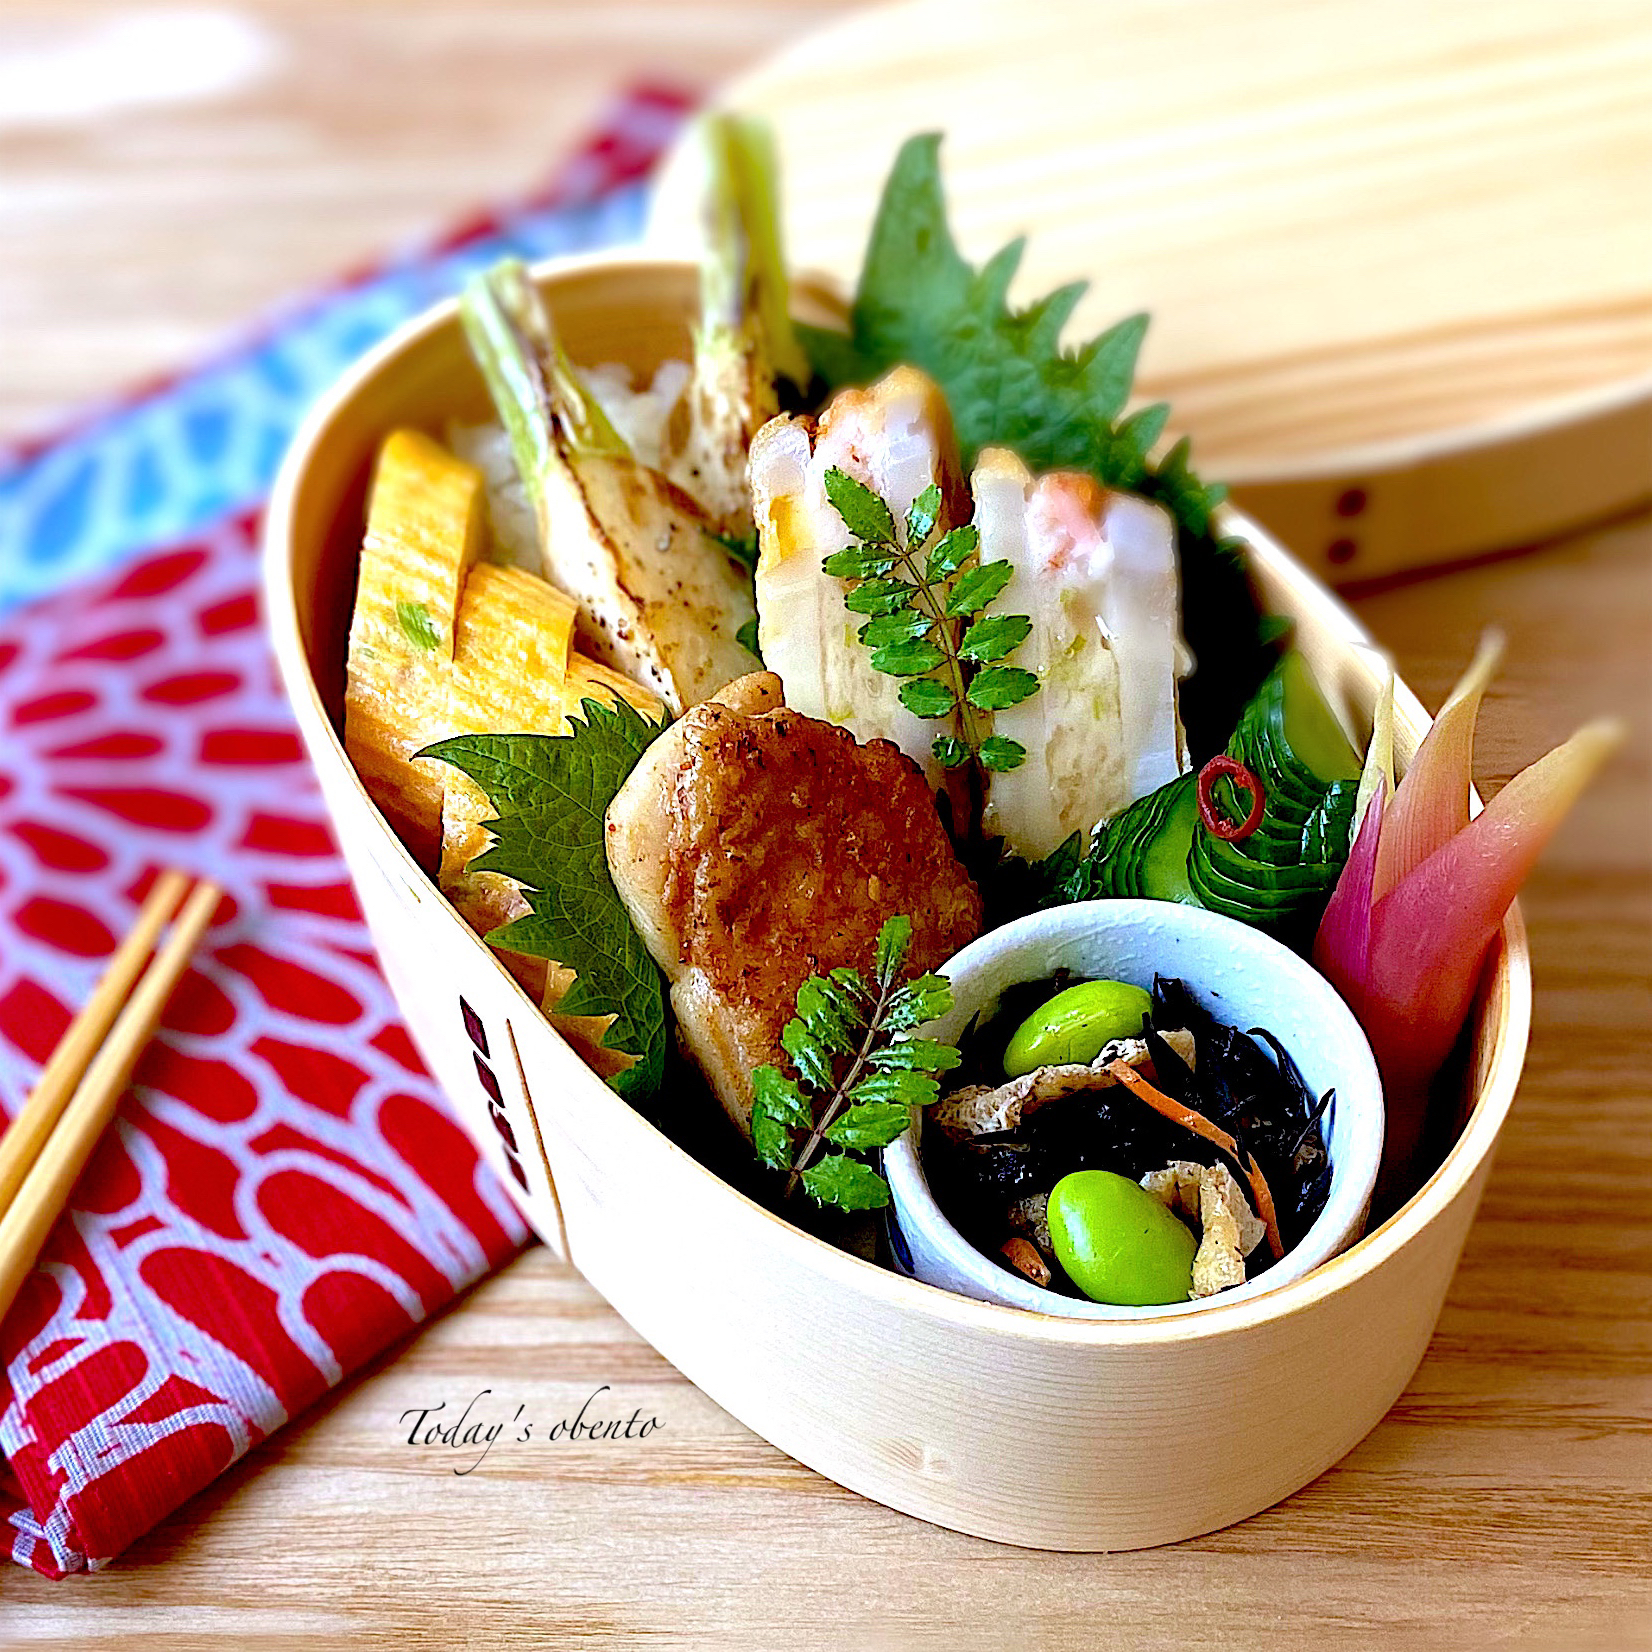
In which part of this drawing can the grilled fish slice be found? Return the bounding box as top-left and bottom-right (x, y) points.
(605, 672), (982, 1137)
(748, 367), (969, 785)
(973, 448), (1187, 859)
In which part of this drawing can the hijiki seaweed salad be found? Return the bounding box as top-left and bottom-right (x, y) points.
(338, 116), (1617, 1308)
(924, 975), (1332, 1303)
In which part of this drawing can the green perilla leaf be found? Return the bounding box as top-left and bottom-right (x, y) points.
(800, 1153), (892, 1211)
(931, 735), (970, 769)
(420, 696), (668, 1101)
(825, 1101), (915, 1150)
(966, 665), (1041, 711)
(944, 559), (1014, 618)
(958, 612), (1031, 663)
(898, 678), (956, 718)
(823, 466), (896, 545)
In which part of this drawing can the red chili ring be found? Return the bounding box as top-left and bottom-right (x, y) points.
(1197, 755), (1266, 841)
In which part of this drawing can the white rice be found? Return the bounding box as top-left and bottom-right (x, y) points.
(447, 357), (691, 573)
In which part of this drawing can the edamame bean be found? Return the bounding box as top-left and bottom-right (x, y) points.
(1002, 979), (1152, 1077)
(1046, 1170), (1196, 1306)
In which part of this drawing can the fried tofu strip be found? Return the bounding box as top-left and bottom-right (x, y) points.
(605, 672), (982, 1137)
(344, 429), (485, 868)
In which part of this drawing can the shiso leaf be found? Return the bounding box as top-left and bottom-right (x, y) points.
(419, 696), (668, 1100)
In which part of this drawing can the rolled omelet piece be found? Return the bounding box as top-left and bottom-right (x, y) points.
(344, 429), (486, 869)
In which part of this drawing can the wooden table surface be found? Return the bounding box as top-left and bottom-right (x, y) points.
(2, 4), (1648, 1648)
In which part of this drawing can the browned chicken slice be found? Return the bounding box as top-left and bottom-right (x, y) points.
(605, 672), (982, 1137)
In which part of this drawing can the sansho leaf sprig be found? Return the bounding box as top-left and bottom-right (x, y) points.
(821, 469), (1040, 778)
(750, 915), (960, 1211)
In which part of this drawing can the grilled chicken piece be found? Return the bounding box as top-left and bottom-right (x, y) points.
(748, 367), (970, 786)
(605, 671), (982, 1137)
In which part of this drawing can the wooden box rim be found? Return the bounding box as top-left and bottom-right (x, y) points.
(262, 249), (1533, 1351)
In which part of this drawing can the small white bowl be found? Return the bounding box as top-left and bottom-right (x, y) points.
(885, 899), (1384, 1320)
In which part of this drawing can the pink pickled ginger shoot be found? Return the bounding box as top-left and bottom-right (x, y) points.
(1315, 636), (1621, 1203)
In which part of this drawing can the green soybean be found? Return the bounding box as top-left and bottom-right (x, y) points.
(1002, 979), (1152, 1077)
(1047, 1170), (1197, 1306)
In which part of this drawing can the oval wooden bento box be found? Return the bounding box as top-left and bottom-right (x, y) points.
(263, 254), (1531, 1551)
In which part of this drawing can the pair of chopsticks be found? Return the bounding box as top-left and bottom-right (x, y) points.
(0, 871), (222, 1326)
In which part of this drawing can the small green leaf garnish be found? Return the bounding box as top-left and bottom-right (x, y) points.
(799, 1154), (892, 1211)
(824, 1101), (913, 1149)
(819, 467), (1041, 783)
(966, 665), (1041, 712)
(898, 678), (957, 718)
(396, 600), (441, 653)
(904, 483), (942, 551)
(823, 467), (896, 545)
(749, 913), (959, 1212)
(958, 613), (1031, 663)
(735, 615), (763, 660)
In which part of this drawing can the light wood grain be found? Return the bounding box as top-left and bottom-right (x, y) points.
(2, 2), (1649, 1646)
(648, 0), (1652, 578)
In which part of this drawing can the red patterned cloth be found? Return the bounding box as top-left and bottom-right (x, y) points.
(0, 518), (530, 1576)
(0, 91), (691, 1576)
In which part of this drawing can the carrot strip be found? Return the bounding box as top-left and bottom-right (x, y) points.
(1240, 1153), (1286, 1261)
(1106, 1060), (1285, 1260)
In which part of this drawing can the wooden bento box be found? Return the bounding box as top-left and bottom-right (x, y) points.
(263, 253), (1531, 1551)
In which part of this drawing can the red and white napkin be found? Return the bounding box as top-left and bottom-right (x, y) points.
(0, 92), (689, 1577)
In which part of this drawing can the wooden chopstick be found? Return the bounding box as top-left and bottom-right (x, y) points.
(0, 876), (222, 1325)
(0, 871), (191, 1219)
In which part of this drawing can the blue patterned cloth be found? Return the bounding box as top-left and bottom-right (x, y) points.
(0, 102), (681, 617)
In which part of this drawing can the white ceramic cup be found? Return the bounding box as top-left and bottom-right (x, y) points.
(884, 898), (1384, 1321)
